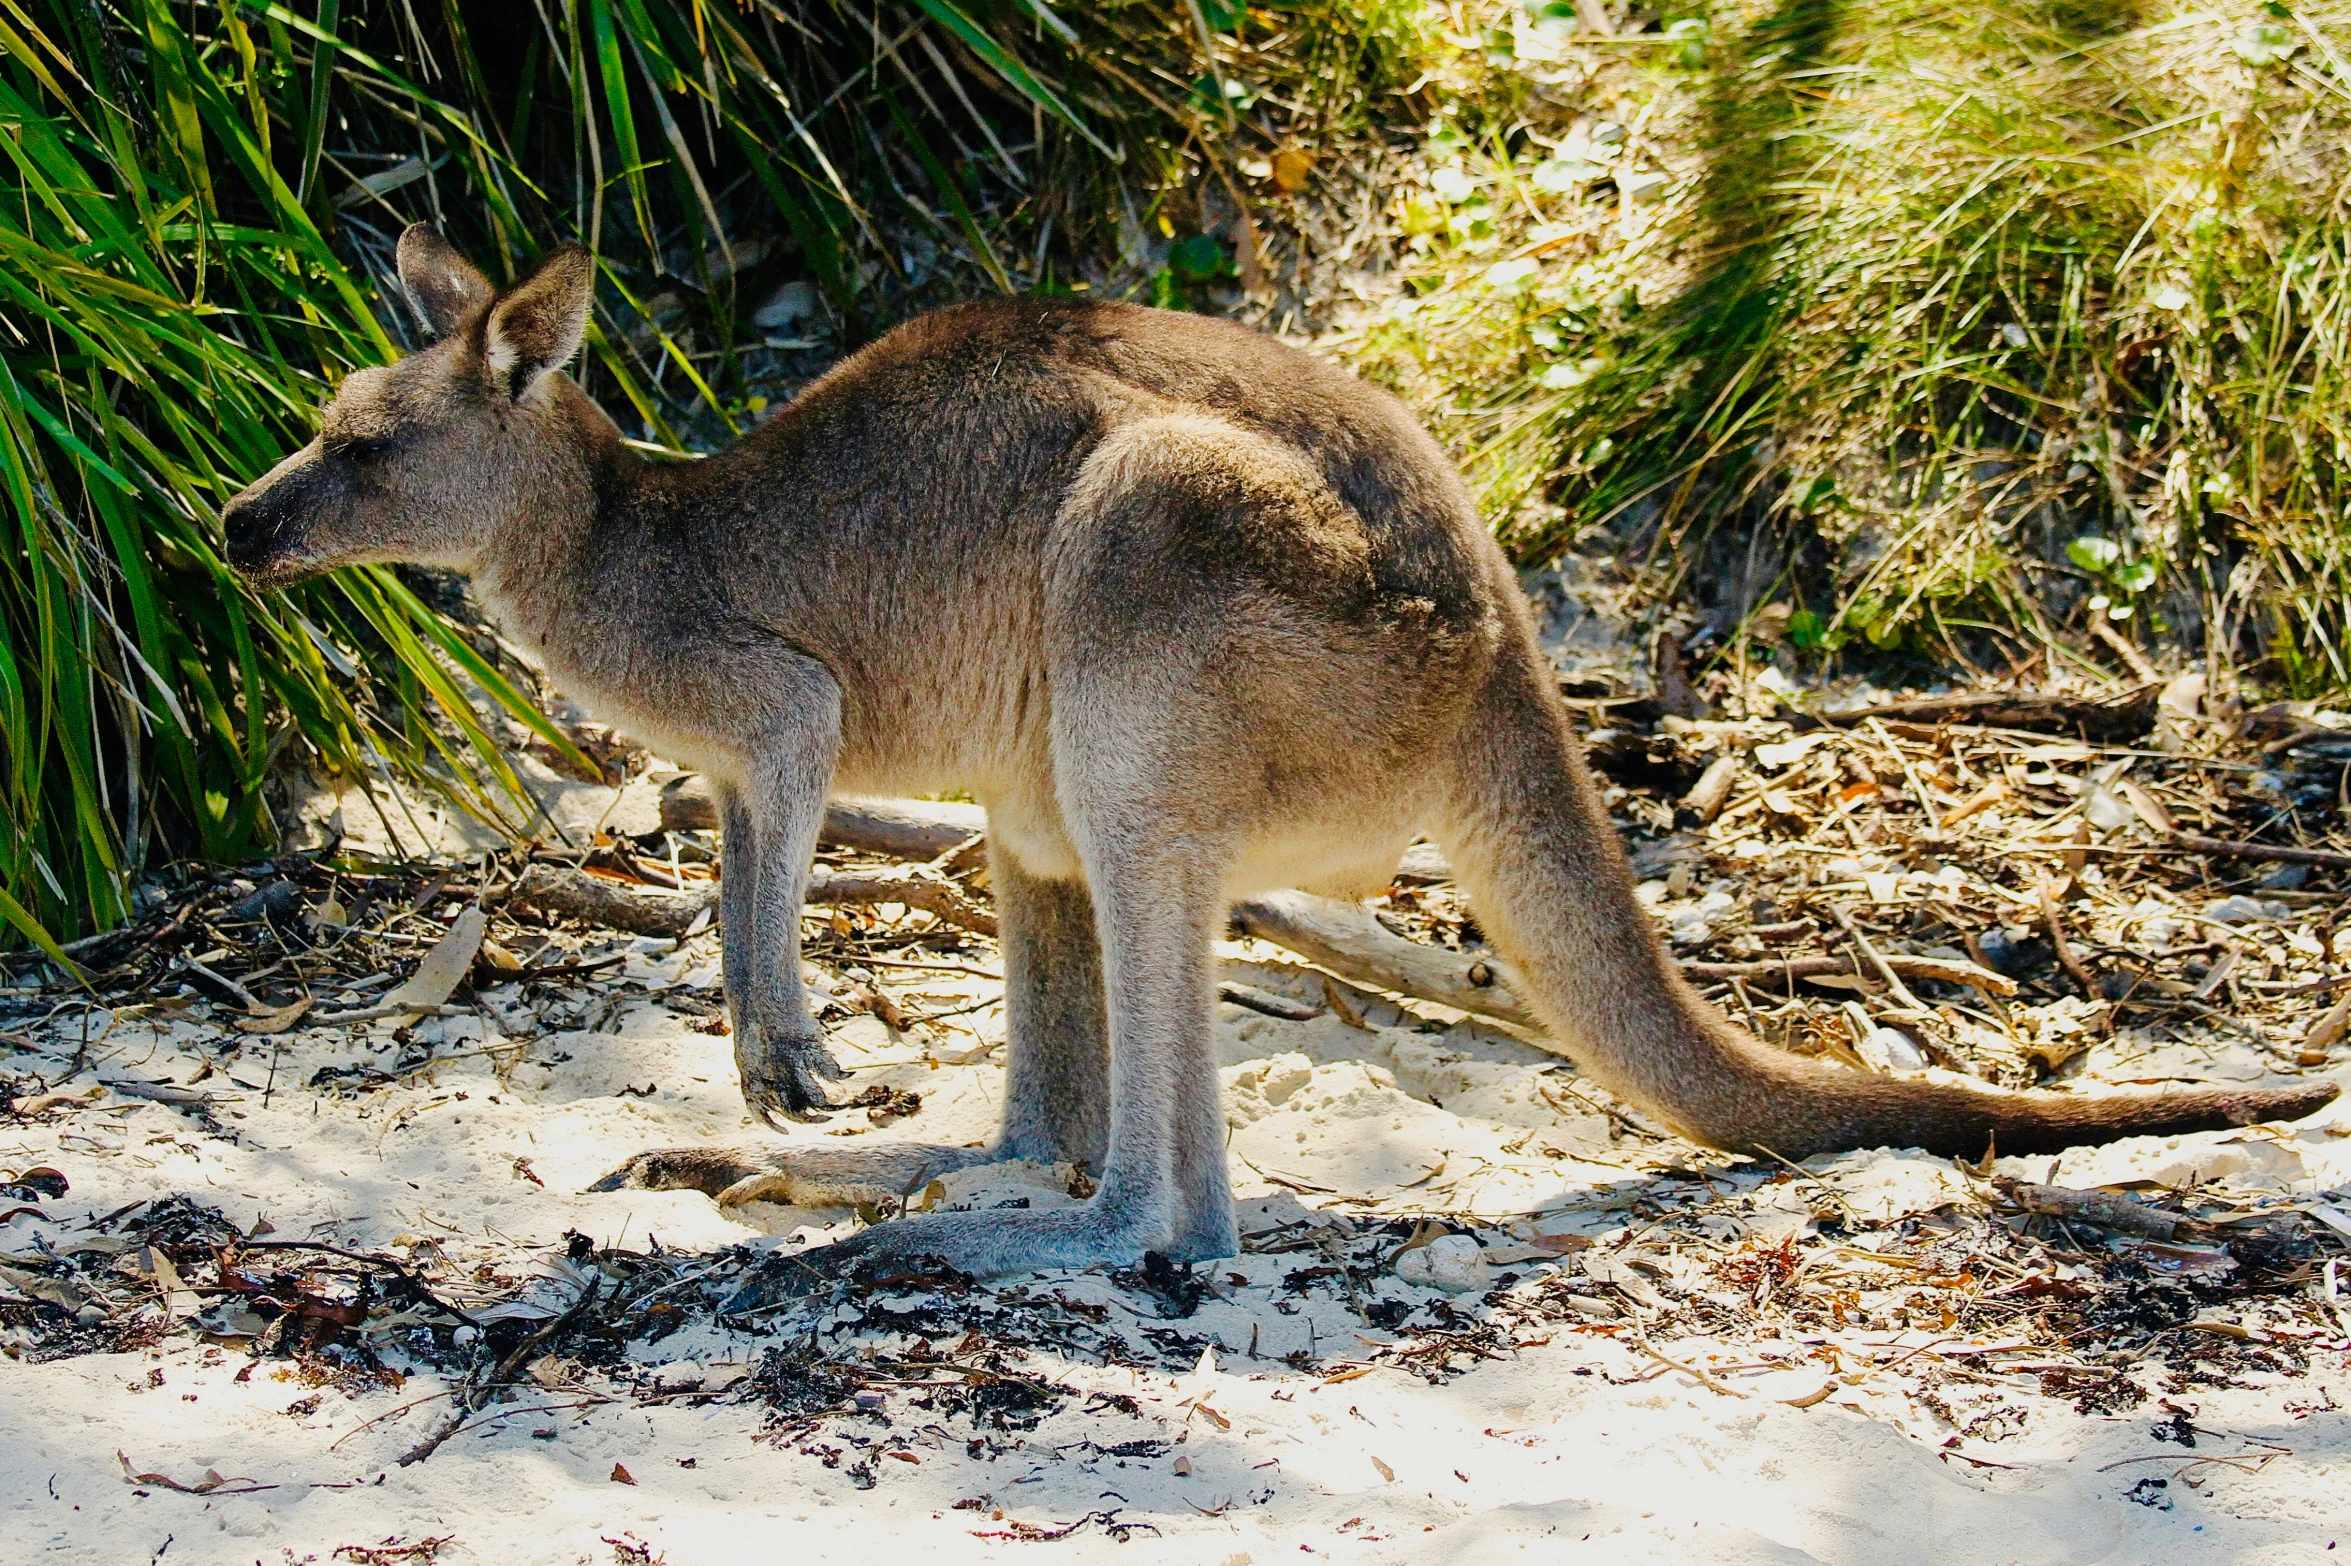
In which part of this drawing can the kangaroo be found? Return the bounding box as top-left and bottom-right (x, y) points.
(225, 227), (2335, 1280)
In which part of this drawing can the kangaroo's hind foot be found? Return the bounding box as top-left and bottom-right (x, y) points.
(588, 1140), (992, 1209)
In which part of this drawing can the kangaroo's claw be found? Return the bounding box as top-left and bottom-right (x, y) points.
(735, 1016), (848, 1127)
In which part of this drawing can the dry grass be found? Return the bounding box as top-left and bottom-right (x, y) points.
(1333, 0), (2351, 691)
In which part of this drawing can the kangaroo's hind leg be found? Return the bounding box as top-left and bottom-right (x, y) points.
(992, 849), (1113, 1169)
(588, 833), (1112, 1206)
(770, 802), (1229, 1277)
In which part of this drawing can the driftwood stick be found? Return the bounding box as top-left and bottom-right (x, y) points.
(1227, 894), (2020, 1023)
(1229, 890), (1541, 1032)
(508, 865), (718, 939)
(2037, 877), (2101, 1001)
(2171, 833), (2351, 871)
(1681, 952), (2016, 996)
(1682, 755), (1740, 824)
(1809, 685), (2159, 743)
(659, 776), (987, 860)
(804, 872), (997, 938)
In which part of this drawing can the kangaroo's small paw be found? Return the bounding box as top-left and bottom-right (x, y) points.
(586, 1145), (759, 1196)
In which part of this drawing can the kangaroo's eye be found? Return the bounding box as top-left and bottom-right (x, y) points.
(334, 436), (395, 463)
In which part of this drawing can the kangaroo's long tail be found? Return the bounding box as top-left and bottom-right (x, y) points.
(1436, 643), (2338, 1159)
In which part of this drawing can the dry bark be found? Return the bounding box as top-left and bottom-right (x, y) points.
(660, 776), (986, 860)
(1811, 686), (2159, 744)
(508, 865), (717, 938)
(1229, 890), (1541, 1031)
(1682, 755), (1741, 823)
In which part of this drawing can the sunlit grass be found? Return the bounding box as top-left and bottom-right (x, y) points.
(0, 0), (1442, 947)
(1342, 0), (2351, 687)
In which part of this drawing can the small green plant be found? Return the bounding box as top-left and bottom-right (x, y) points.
(2065, 536), (2160, 624)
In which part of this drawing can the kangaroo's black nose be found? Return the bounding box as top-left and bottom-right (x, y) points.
(221, 493), (267, 570)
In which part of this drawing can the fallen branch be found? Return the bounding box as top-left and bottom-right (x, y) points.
(2171, 833), (2351, 871)
(1229, 891), (1540, 1032)
(1680, 952), (2016, 996)
(806, 872), (997, 938)
(2037, 878), (2102, 1002)
(508, 865), (716, 938)
(1809, 685), (2159, 744)
(506, 863), (996, 939)
(299, 1001), (471, 1028)
(659, 777), (987, 860)
(1682, 754), (1741, 823)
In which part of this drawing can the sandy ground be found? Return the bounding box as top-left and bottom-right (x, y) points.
(3, 934), (2348, 1566)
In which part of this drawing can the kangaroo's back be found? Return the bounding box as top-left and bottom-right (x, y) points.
(763, 299), (1503, 610)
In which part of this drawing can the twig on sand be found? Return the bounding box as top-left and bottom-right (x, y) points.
(397, 1282), (601, 1467)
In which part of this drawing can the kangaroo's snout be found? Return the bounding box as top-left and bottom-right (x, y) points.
(222, 450), (334, 584)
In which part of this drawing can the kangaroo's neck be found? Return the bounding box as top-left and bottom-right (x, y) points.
(465, 380), (827, 683)
(466, 379), (645, 648)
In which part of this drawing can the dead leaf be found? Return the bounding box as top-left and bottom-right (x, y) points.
(1370, 1454), (1395, 1481)
(610, 1462), (636, 1485)
(2114, 778), (2173, 834)
(235, 998), (313, 1035)
(1528, 1230), (1594, 1256)
(1233, 202), (1270, 301)
(8, 1087), (99, 1118)
(1941, 780), (2007, 826)
(148, 1248), (201, 1319)
(1321, 975), (1368, 1030)
(1270, 146), (1315, 194)
(117, 1451), (273, 1495)
(8, 1166), (68, 1198)
(384, 907), (487, 1018)
(2303, 991), (2351, 1055)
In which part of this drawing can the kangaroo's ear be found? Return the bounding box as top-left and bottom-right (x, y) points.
(484, 245), (595, 399)
(395, 225), (494, 339)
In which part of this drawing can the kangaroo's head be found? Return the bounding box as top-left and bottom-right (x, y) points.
(223, 226), (599, 585)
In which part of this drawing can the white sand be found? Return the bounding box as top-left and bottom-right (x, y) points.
(4, 949), (2347, 1564)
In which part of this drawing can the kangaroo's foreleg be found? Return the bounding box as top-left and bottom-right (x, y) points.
(723, 653), (850, 1126)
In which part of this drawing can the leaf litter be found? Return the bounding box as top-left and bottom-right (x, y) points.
(1, 659), (2348, 1558)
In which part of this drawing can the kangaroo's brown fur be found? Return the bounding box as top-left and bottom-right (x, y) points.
(224, 229), (2337, 1279)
